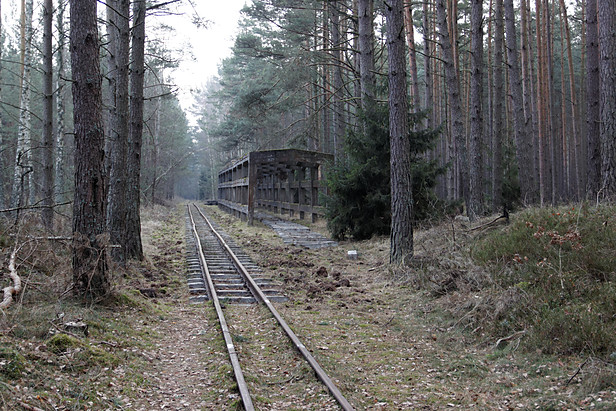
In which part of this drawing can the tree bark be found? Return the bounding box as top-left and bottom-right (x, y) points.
(70, 0), (109, 299)
(42, 0), (54, 230)
(404, 1), (421, 113)
(11, 0), (33, 211)
(586, 0), (600, 197)
(469, 0), (484, 219)
(492, 0), (505, 211)
(520, 0), (538, 183)
(598, 0), (616, 195)
(386, 0), (413, 264)
(558, 0), (580, 200)
(422, 0), (434, 129)
(436, 0), (470, 211)
(55, 0), (67, 203)
(329, 0), (345, 160)
(504, 0), (536, 204)
(126, 0), (146, 261)
(358, 0), (376, 119)
(106, 0), (131, 262)
(0, 0), (3, 209)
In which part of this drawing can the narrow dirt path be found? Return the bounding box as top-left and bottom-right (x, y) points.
(127, 304), (237, 410)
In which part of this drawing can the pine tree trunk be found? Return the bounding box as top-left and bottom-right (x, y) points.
(423, 0), (434, 128)
(55, 1), (66, 203)
(322, 2), (332, 154)
(558, 0), (580, 200)
(469, 0), (484, 219)
(70, 0), (109, 299)
(358, 0), (376, 118)
(505, 0), (536, 204)
(492, 0), (505, 211)
(586, 0), (601, 197)
(544, 0), (558, 204)
(386, 0), (413, 264)
(520, 0), (536, 170)
(42, 0), (54, 230)
(329, 0), (345, 160)
(522, 0), (540, 189)
(0, 0), (4, 209)
(125, 0), (145, 261)
(436, 0), (470, 211)
(106, 0), (130, 263)
(404, 2), (421, 113)
(598, 0), (616, 195)
(11, 0), (33, 211)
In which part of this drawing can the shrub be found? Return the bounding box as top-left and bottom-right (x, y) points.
(324, 107), (446, 240)
(473, 203), (616, 356)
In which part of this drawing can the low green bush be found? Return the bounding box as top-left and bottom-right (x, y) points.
(473, 203), (616, 356)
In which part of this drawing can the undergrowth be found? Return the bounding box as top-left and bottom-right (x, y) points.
(473, 203), (616, 356)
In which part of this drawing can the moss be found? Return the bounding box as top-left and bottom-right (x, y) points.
(0, 347), (27, 379)
(46, 333), (82, 354)
(75, 345), (119, 368)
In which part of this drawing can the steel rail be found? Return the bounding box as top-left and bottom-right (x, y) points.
(193, 204), (355, 411)
(187, 205), (255, 411)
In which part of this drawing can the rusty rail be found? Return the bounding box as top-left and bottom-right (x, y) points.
(187, 205), (255, 411)
(192, 204), (354, 411)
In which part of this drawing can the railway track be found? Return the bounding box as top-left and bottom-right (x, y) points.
(186, 204), (354, 410)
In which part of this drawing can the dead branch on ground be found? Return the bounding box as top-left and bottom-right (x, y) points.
(0, 245), (21, 309)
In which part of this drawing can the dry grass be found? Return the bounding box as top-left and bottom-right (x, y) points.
(209, 205), (616, 409)
(1, 205), (615, 410)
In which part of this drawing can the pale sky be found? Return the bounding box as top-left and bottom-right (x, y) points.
(155, 0), (249, 117)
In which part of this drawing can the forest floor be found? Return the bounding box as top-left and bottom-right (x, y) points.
(0, 204), (614, 410)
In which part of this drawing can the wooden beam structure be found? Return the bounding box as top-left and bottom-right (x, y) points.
(217, 149), (333, 225)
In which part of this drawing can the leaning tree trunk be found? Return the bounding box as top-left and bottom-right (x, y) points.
(598, 0), (616, 196)
(42, 0), (54, 230)
(436, 0), (470, 212)
(70, 0), (109, 300)
(125, 0), (145, 261)
(385, 0), (413, 264)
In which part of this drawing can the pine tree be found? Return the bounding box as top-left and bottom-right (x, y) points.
(70, 0), (109, 299)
